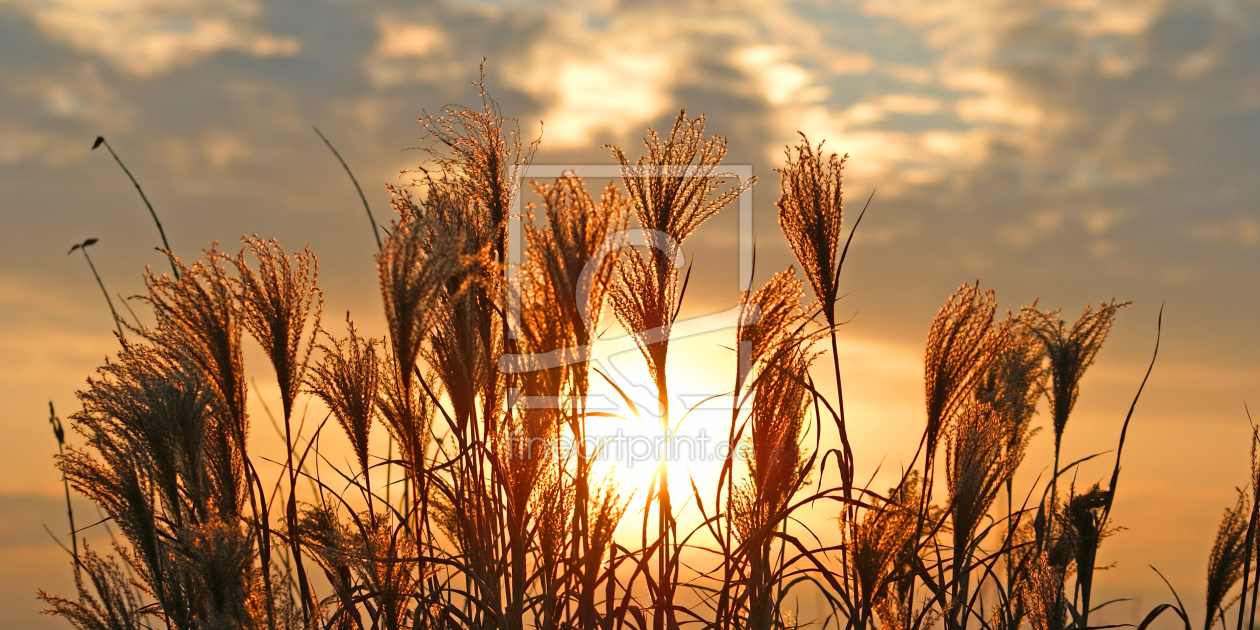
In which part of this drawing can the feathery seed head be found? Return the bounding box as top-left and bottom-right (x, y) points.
(924, 282), (1000, 457)
(1020, 552), (1067, 630)
(532, 463), (575, 570)
(589, 476), (629, 555)
(1251, 425), (1260, 504)
(734, 343), (816, 542)
(1205, 489), (1251, 630)
(39, 545), (144, 630)
(976, 311), (1047, 460)
(178, 516), (264, 629)
(140, 248), (250, 516)
(1059, 482), (1112, 607)
(736, 268), (808, 395)
(235, 236), (322, 420)
(749, 348), (812, 502)
(776, 134), (846, 325)
(946, 401), (1023, 546)
(610, 247), (678, 385)
(607, 111), (752, 386)
(607, 110), (754, 245)
(376, 356), (434, 474)
(72, 339), (227, 525)
(377, 204), (471, 393)
(1023, 299), (1129, 446)
(307, 314), (381, 479)
(526, 174), (630, 348)
(847, 476), (920, 613)
(415, 62), (538, 260)
(868, 472), (933, 630)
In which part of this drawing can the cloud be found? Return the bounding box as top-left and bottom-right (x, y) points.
(510, 46), (672, 148)
(737, 45), (824, 106)
(498, 5), (765, 149)
(2, 0), (298, 76)
(376, 22), (447, 59)
(365, 10), (468, 88)
(1190, 214), (1260, 248)
(0, 1), (1258, 625)
(830, 0), (1260, 282)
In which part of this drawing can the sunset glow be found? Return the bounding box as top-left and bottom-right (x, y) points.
(3, 1), (1259, 628)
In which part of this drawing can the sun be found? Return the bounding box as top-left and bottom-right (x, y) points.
(581, 335), (740, 523)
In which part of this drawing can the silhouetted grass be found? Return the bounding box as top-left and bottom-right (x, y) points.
(41, 75), (1256, 630)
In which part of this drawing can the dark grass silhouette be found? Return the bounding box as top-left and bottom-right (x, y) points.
(41, 76), (1258, 630)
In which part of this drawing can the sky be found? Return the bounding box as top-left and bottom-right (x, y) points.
(1, 0), (1258, 627)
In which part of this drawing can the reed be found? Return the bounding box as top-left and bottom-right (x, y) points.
(775, 135), (856, 499)
(607, 109), (753, 630)
(730, 270), (814, 630)
(48, 74), (1242, 630)
(1023, 301), (1129, 512)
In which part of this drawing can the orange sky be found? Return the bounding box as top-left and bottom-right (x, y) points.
(2, 0), (1259, 627)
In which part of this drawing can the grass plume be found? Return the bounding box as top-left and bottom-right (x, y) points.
(45, 72), (1225, 630)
